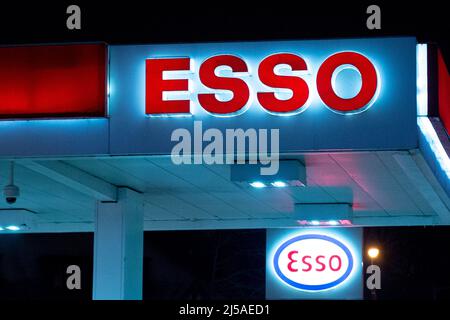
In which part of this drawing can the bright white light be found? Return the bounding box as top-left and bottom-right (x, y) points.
(250, 181), (266, 188)
(327, 220), (339, 226)
(5, 225), (20, 231)
(418, 117), (450, 179)
(271, 181), (288, 188)
(310, 220), (320, 226)
(417, 44), (428, 116)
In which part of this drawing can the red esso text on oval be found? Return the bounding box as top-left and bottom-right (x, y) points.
(145, 52), (378, 116)
(273, 234), (354, 291)
(287, 251), (343, 272)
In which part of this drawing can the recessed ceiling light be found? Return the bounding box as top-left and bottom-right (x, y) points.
(249, 181), (266, 188)
(5, 225), (20, 231)
(271, 181), (288, 188)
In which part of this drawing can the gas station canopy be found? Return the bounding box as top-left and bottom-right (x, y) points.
(0, 37), (449, 232)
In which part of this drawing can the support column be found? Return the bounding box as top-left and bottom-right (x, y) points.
(93, 188), (144, 300)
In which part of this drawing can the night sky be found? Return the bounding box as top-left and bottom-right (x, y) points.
(0, 2), (449, 64)
(2, 227), (450, 300)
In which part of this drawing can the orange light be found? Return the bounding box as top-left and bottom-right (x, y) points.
(367, 247), (380, 259)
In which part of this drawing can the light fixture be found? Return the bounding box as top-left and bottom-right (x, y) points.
(249, 181), (266, 189)
(248, 180), (303, 188)
(418, 117), (450, 179)
(416, 44), (428, 116)
(0, 209), (36, 232)
(231, 160), (307, 188)
(271, 181), (288, 188)
(294, 203), (353, 224)
(367, 247), (380, 259)
(297, 219), (353, 226)
(5, 225), (20, 231)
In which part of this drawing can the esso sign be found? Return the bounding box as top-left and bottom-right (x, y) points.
(145, 52), (379, 116)
(273, 234), (354, 291)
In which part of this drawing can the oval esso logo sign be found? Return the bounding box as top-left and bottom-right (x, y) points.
(273, 234), (354, 291)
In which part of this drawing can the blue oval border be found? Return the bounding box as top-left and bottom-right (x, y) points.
(273, 234), (354, 291)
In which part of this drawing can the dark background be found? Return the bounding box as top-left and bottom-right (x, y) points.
(2, 227), (450, 300)
(1, 0), (450, 302)
(0, 1), (449, 65)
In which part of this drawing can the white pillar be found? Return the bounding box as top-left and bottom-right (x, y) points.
(93, 188), (144, 300)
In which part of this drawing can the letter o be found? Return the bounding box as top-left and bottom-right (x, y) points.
(329, 255), (342, 271)
(316, 52), (378, 113)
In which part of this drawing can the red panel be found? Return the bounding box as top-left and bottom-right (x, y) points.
(0, 44), (106, 119)
(438, 49), (450, 135)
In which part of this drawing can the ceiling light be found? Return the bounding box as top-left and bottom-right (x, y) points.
(271, 181), (288, 188)
(5, 225), (20, 231)
(249, 181), (266, 188)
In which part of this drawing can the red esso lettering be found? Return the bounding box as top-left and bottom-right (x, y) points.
(257, 53), (309, 114)
(198, 55), (250, 115)
(287, 250), (342, 272)
(146, 58), (191, 115)
(145, 52), (378, 115)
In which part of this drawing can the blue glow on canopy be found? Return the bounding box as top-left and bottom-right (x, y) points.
(417, 44), (428, 116)
(418, 117), (450, 179)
